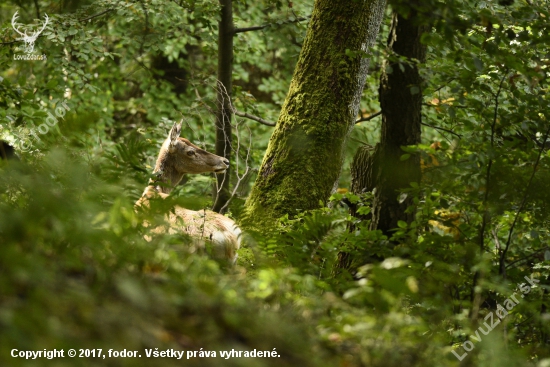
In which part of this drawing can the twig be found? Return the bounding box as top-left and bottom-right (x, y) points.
(423, 102), (468, 109)
(233, 25), (268, 34)
(432, 78), (456, 94)
(355, 111), (381, 123)
(420, 121), (462, 138)
(194, 88), (216, 115)
(234, 16), (310, 34)
(80, 8), (114, 22)
(212, 81), (232, 212)
(219, 122), (253, 213)
(506, 246), (550, 269)
(233, 110), (275, 126)
(348, 136), (370, 146)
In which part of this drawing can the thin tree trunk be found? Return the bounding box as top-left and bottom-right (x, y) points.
(335, 144), (380, 272)
(212, 0), (233, 213)
(243, 0), (386, 228)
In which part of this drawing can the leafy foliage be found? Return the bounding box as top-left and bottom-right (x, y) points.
(1, 0), (550, 366)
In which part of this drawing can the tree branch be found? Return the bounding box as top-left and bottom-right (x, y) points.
(0, 40), (18, 46)
(432, 77), (456, 94)
(234, 25), (268, 34)
(80, 8), (114, 22)
(355, 111), (381, 123)
(233, 110), (275, 126)
(423, 102), (468, 109)
(234, 16), (310, 34)
(420, 121), (462, 138)
(506, 246), (550, 270)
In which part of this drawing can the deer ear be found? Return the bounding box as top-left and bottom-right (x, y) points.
(169, 122), (182, 149)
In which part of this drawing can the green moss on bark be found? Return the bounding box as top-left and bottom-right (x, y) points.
(242, 0), (387, 229)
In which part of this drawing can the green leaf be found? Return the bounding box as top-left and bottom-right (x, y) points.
(46, 79), (58, 89)
(473, 57), (484, 71)
(357, 206), (371, 215)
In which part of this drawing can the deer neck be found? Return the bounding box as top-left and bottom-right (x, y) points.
(152, 157), (185, 195)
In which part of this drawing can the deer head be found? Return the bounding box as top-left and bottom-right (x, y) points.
(11, 11), (49, 54)
(153, 121), (229, 194)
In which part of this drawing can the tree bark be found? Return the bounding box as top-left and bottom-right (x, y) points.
(336, 3), (428, 273)
(212, 0), (233, 213)
(335, 144), (380, 272)
(243, 0), (387, 228)
(367, 3), (428, 236)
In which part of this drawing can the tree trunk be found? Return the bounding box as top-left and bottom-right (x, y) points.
(212, 0), (233, 213)
(336, 3), (428, 273)
(335, 144), (380, 272)
(243, 0), (387, 228)
(370, 5), (427, 235)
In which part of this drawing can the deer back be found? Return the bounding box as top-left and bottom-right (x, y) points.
(137, 122), (240, 265)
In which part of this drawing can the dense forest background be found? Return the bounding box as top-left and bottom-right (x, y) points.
(1, 0), (549, 366)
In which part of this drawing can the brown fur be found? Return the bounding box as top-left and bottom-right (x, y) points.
(136, 122), (241, 264)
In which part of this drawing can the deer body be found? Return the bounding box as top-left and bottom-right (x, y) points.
(136, 122), (241, 264)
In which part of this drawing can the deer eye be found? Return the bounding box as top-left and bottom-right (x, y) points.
(187, 150), (196, 156)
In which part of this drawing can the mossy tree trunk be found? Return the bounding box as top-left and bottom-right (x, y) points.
(336, 2), (428, 273)
(243, 0), (386, 228)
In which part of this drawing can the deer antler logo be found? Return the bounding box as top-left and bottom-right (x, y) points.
(11, 11), (49, 54)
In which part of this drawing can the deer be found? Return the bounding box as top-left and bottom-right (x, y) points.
(136, 122), (241, 265)
(11, 11), (49, 54)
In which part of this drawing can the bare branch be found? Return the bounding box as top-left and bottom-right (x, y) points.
(212, 82), (229, 211)
(431, 77), (456, 94)
(423, 102), (468, 109)
(355, 111), (381, 123)
(193, 88), (216, 115)
(233, 110), (275, 126)
(234, 25), (268, 34)
(219, 123), (253, 213)
(420, 122), (462, 138)
(80, 8), (114, 22)
(506, 246), (550, 269)
(220, 84), (275, 126)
